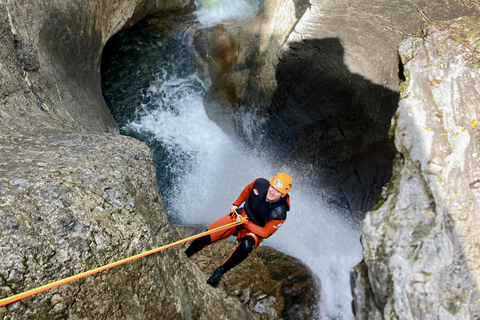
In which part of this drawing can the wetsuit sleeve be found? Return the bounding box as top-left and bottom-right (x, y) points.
(232, 179), (256, 207)
(243, 219), (285, 238)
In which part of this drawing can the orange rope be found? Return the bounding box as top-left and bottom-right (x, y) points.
(0, 216), (246, 307)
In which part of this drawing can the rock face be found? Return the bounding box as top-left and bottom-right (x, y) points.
(351, 17), (480, 319)
(198, 0), (480, 214)
(0, 0), (315, 318)
(0, 0), (256, 318)
(3, 0), (480, 318)
(0, 0), (192, 135)
(0, 133), (254, 319)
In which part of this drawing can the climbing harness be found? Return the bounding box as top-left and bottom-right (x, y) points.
(0, 215), (247, 307)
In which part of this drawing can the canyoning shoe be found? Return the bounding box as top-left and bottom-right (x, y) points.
(207, 267), (224, 287)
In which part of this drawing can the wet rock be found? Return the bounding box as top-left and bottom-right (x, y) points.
(258, 247), (319, 320)
(178, 226), (318, 319)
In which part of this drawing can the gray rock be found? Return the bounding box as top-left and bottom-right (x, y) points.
(0, 0), (192, 135)
(0, 0), (256, 317)
(351, 17), (480, 319)
(199, 0), (480, 214)
(0, 133), (254, 319)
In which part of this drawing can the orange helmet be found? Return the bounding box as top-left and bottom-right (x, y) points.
(270, 172), (292, 194)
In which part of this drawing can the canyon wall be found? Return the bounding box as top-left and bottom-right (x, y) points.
(0, 0), (192, 135)
(199, 0), (480, 214)
(351, 17), (480, 319)
(0, 0), (254, 318)
(0, 133), (253, 319)
(2, 0), (480, 318)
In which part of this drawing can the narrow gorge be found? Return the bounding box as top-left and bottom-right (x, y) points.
(1, 0), (480, 319)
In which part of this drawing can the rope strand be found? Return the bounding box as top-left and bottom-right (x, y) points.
(0, 216), (246, 307)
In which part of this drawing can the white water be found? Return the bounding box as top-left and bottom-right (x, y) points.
(194, 0), (263, 27)
(126, 66), (363, 318)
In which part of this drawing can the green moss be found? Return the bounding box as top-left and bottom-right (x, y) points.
(388, 123), (397, 139)
(387, 277), (394, 300)
(407, 245), (421, 262)
(399, 80), (409, 98)
(448, 302), (462, 315)
(372, 198), (385, 211)
(407, 163), (420, 173)
(399, 68), (410, 98)
(465, 27), (480, 52)
(388, 170), (402, 193)
(470, 60), (480, 70)
(446, 293), (466, 316)
(260, 251), (288, 263)
(413, 220), (436, 241)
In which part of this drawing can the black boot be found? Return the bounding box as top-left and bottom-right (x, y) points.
(207, 266), (225, 287)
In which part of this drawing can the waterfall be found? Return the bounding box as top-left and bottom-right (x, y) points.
(101, 2), (363, 319)
(194, 0), (263, 27)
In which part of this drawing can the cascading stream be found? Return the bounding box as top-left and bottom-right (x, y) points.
(101, 1), (363, 319)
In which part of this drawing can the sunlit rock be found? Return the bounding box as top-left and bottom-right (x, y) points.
(351, 17), (480, 319)
(0, 133), (254, 319)
(0, 0), (255, 318)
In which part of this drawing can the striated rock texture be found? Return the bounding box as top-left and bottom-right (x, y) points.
(0, 0), (193, 135)
(0, 0), (256, 319)
(0, 133), (254, 319)
(0, 0), (315, 318)
(197, 0), (480, 214)
(351, 17), (480, 319)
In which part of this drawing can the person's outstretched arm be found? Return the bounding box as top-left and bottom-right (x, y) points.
(230, 179), (257, 212)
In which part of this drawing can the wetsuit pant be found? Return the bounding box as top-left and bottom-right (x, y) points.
(185, 211), (259, 273)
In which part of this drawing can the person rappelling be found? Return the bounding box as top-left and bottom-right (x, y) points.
(0, 173), (291, 307)
(185, 172), (292, 287)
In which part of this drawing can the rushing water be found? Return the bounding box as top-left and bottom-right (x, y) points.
(194, 0), (263, 27)
(101, 2), (363, 319)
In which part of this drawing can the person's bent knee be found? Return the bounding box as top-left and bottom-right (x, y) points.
(239, 237), (255, 254)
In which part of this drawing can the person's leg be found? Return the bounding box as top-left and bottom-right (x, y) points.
(185, 213), (236, 258)
(207, 236), (256, 287)
(221, 236), (256, 272)
(185, 234), (211, 258)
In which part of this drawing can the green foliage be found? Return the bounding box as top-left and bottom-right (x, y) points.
(388, 123), (397, 139)
(399, 80), (409, 98)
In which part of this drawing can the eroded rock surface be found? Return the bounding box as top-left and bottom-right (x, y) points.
(0, 0), (257, 318)
(0, 133), (255, 319)
(351, 17), (480, 319)
(0, 0), (192, 135)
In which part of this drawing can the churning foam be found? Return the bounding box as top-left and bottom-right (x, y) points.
(194, 0), (263, 27)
